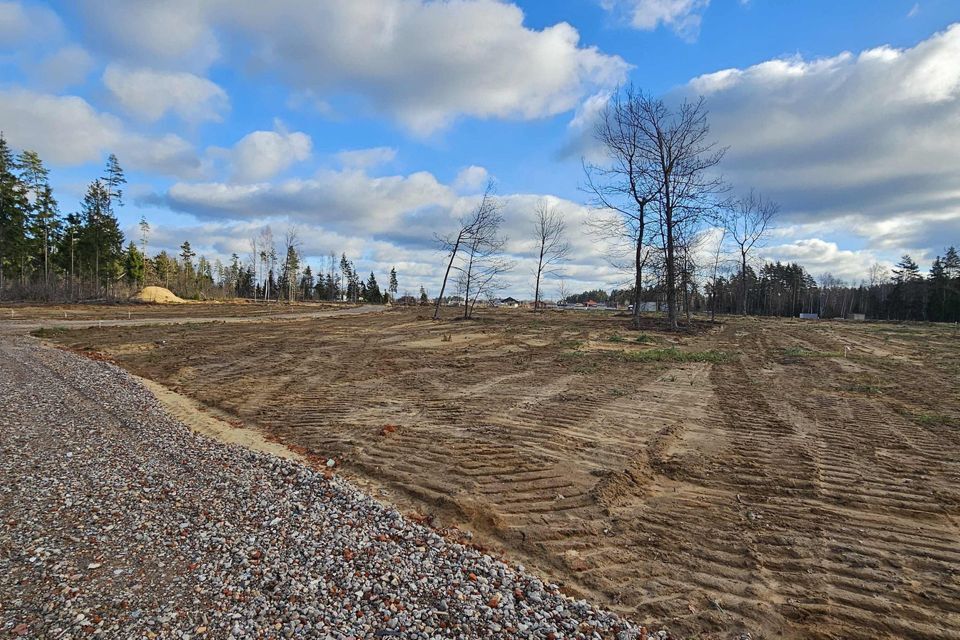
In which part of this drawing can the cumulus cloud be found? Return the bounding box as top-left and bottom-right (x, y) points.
(103, 64), (229, 123)
(668, 23), (960, 263)
(77, 0), (629, 134)
(0, 88), (203, 178)
(453, 166), (490, 192)
(762, 239), (880, 284)
(77, 0), (219, 71)
(27, 45), (95, 91)
(601, 0), (710, 41)
(0, 1), (63, 49)
(226, 126), (312, 182)
(336, 146), (397, 170)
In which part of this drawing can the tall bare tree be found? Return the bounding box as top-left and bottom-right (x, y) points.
(584, 86), (660, 329)
(531, 200), (570, 311)
(723, 188), (778, 315)
(641, 96), (726, 330)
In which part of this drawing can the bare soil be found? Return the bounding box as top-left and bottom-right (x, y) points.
(40, 308), (960, 639)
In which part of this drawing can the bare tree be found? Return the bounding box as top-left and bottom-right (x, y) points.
(723, 188), (778, 315)
(708, 227), (727, 322)
(458, 194), (509, 319)
(642, 96), (726, 330)
(434, 182), (498, 320)
(531, 200), (570, 311)
(584, 86), (660, 329)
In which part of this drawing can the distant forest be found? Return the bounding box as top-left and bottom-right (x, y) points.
(1, 134), (957, 322)
(566, 254), (960, 322)
(0, 135), (402, 305)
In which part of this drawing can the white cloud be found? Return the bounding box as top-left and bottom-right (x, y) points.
(103, 64), (229, 123)
(76, 0), (630, 134)
(227, 126), (312, 182)
(908, 3), (920, 18)
(27, 45), (95, 91)
(336, 146), (397, 170)
(762, 238), (880, 284)
(0, 88), (203, 178)
(0, 1), (62, 49)
(453, 166), (490, 192)
(674, 23), (960, 261)
(78, 0), (219, 71)
(602, 0), (710, 41)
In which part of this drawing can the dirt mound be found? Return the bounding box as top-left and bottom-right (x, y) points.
(131, 286), (185, 304)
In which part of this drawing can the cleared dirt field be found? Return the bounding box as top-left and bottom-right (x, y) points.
(38, 308), (960, 639)
(0, 300), (346, 322)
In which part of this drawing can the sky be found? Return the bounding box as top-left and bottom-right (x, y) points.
(1, 0), (959, 298)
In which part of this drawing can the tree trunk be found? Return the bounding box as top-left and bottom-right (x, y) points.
(433, 231), (462, 320)
(633, 238), (643, 329)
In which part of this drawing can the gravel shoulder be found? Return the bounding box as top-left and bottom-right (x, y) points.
(0, 334), (643, 639)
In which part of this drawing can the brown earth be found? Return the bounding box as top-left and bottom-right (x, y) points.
(38, 308), (960, 639)
(0, 299), (348, 322)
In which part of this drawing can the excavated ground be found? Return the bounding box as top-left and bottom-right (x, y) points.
(39, 308), (960, 639)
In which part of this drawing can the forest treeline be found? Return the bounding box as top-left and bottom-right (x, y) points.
(566, 254), (960, 322)
(0, 135), (405, 305)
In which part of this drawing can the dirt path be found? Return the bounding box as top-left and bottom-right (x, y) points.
(0, 303), (385, 334)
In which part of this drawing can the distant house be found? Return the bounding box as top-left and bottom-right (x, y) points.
(498, 297), (521, 308)
(584, 299), (598, 308)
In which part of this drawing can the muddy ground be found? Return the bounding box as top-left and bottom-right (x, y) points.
(0, 299), (345, 322)
(35, 308), (960, 639)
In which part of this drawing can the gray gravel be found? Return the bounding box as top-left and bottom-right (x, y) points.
(0, 335), (650, 639)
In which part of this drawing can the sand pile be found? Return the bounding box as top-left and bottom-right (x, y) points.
(132, 286), (185, 304)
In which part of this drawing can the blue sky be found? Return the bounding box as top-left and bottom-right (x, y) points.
(2, 0), (959, 296)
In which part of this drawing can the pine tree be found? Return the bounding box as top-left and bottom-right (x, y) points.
(125, 241), (144, 286)
(0, 134), (30, 291)
(419, 285), (428, 305)
(179, 241), (196, 297)
(366, 272), (382, 303)
(79, 179), (123, 294)
(103, 153), (126, 209)
(389, 267), (398, 297)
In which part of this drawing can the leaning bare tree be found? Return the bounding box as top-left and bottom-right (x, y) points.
(458, 194), (510, 319)
(434, 181), (498, 320)
(531, 199), (570, 311)
(584, 86), (662, 329)
(723, 188), (777, 315)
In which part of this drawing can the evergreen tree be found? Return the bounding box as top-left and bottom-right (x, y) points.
(102, 153), (126, 209)
(389, 267), (398, 297)
(0, 134), (30, 290)
(78, 179), (123, 293)
(124, 241), (144, 286)
(366, 271), (382, 303)
(179, 241), (196, 296)
(419, 285), (428, 305)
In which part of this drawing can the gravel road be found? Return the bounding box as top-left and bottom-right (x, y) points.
(0, 335), (645, 639)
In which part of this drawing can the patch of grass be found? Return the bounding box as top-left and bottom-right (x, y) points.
(783, 347), (843, 358)
(607, 334), (626, 343)
(847, 384), (884, 395)
(31, 326), (68, 338)
(617, 347), (735, 364)
(608, 387), (627, 397)
(634, 333), (654, 344)
(913, 412), (954, 428)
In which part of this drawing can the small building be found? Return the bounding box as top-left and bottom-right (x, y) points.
(498, 297), (521, 308)
(799, 313), (819, 320)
